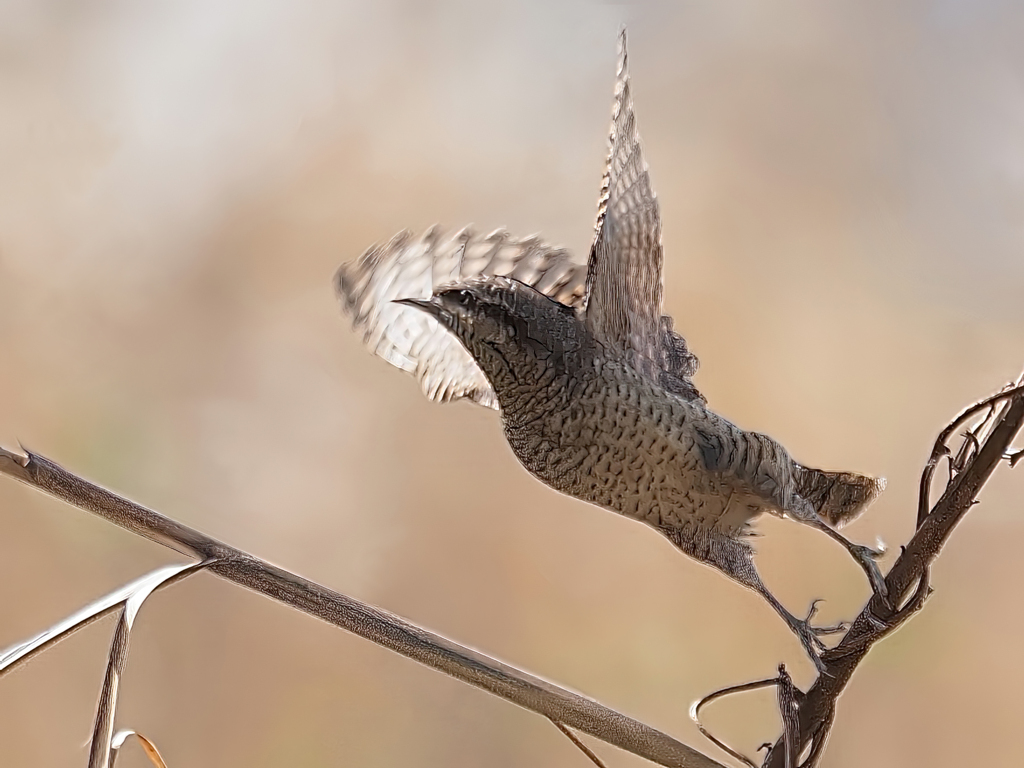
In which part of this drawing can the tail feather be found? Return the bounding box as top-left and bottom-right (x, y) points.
(795, 465), (885, 528)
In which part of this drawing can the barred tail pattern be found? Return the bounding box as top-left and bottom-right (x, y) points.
(794, 465), (886, 528)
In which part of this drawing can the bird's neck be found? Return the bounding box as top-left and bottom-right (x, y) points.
(471, 316), (590, 416)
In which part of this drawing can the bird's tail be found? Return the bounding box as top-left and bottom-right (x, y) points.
(794, 465), (886, 528)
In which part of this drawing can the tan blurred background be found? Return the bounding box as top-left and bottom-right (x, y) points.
(2, 1), (1023, 766)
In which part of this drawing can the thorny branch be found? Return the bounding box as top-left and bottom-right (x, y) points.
(761, 378), (1024, 768)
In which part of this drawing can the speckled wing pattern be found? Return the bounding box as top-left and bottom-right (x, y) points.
(584, 31), (702, 402)
(335, 226), (587, 409)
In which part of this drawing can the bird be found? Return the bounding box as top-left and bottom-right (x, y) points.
(334, 30), (887, 671)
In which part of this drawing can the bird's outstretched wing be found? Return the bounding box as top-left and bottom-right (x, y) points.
(584, 30), (702, 401)
(335, 226), (587, 409)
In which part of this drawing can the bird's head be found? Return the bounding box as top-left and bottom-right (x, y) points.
(394, 276), (584, 389)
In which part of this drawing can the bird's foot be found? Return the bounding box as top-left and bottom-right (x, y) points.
(785, 601), (848, 675)
(804, 599), (849, 635)
(847, 542), (891, 608)
(808, 514), (891, 607)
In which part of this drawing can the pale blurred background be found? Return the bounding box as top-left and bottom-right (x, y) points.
(1, 1), (1023, 766)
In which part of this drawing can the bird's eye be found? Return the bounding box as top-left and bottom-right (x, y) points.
(456, 289), (472, 305)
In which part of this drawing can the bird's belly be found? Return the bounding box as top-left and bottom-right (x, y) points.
(503, 389), (764, 535)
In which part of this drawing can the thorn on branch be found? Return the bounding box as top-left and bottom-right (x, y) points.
(1005, 449), (1024, 468)
(949, 429), (983, 480)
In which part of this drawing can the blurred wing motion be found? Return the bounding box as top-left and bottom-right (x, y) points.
(335, 226), (587, 409)
(584, 30), (702, 402)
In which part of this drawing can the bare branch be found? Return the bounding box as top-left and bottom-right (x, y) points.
(0, 447), (724, 768)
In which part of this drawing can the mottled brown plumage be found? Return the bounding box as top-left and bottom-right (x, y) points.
(335, 31), (886, 671)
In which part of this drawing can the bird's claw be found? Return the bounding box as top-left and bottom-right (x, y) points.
(848, 543), (891, 608)
(804, 599), (849, 635)
(788, 601), (849, 674)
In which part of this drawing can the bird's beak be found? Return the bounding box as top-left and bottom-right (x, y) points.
(393, 296), (453, 327)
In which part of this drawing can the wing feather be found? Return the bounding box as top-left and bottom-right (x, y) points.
(335, 227), (586, 409)
(584, 30), (702, 402)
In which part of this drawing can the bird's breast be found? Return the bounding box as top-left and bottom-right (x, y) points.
(500, 360), (766, 535)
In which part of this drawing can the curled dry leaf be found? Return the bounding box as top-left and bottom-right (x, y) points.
(111, 730), (168, 768)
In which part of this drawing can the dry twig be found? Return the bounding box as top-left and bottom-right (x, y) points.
(0, 446), (723, 768)
(549, 719), (609, 768)
(86, 562), (211, 768)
